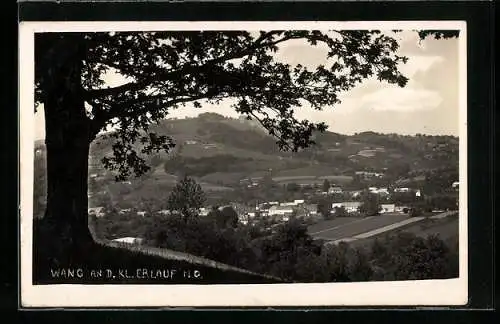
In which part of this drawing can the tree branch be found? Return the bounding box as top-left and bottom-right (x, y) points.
(84, 31), (290, 100)
(247, 111), (293, 151)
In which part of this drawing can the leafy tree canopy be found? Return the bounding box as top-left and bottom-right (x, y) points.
(167, 175), (206, 221)
(36, 30), (421, 181)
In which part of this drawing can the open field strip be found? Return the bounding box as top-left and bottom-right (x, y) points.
(322, 211), (458, 245)
(309, 214), (410, 240)
(309, 217), (375, 235)
(352, 217), (425, 239)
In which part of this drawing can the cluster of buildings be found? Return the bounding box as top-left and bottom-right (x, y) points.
(331, 201), (410, 215)
(87, 183), (422, 222)
(323, 185), (421, 198)
(354, 170), (385, 178)
(235, 200), (318, 225)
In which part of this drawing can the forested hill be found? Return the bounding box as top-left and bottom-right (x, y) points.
(34, 112), (459, 209)
(35, 112), (459, 180)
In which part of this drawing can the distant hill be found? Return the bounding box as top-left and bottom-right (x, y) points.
(34, 113), (459, 210)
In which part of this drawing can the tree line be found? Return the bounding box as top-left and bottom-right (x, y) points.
(90, 176), (459, 282)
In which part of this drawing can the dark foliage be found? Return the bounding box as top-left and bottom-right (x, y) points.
(167, 175), (206, 221)
(359, 192), (381, 216)
(92, 205), (459, 283)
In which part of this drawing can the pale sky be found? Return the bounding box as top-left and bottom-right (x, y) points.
(34, 30), (460, 140)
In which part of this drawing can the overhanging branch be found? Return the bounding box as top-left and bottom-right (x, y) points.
(84, 31), (301, 100)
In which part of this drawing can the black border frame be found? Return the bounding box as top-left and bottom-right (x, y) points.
(11, 0), (495, 316)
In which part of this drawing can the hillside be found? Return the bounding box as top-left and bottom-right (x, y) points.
(34, 113), (459, 211)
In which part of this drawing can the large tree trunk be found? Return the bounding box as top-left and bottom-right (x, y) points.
(35, 34), (95, 263)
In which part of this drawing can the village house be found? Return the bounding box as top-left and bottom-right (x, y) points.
(349, 190), (362, 198)
(88, 207), (105, 218)
(331, 202), (343, 209)
(198, 207), (210, 217)
(112, 237), (144, 245)
(301, 204), (318, 217)
(257, 210), (269, 218)
(380, 204), (396, 213)
(394, 187), (411, 193)
(328, 187), (343, 194)
(395, 205), (410, 214)
(331, 201), (362, 214)
(343, 201), (362, 214)
(355, 171), (384, 178)
(376, 188), (390, 195)
(268, 205), (295, 217)
(238, 214), (250, 225)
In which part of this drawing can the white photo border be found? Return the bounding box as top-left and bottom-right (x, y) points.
(19, 20), (468, 308)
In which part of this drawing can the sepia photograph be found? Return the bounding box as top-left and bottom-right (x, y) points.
(20, 20), (467, 307)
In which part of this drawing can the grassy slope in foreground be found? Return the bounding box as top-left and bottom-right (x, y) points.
(33, 241), (282, 285)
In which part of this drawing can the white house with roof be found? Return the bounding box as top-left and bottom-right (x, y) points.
(395, 205), (410, 213)
(238, 214), (250, 225)
(198, 207), (210, 216)
(331, 201), (362, 214)
(380, 204), (396, 213)
(280, 201), (297, 207)
(394, 187), (411, 193)
(375, 188), (390, 195)
(112, 237), (144, 245)
(328, 187), (343, 194)
(349, 190), (362, 198)
(301, 204), (318, 217)
(258, 210), (269, 218)
(268, 205), (295, 217)
(88, 207), (105, 218)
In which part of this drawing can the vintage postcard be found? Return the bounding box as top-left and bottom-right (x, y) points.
(19, 20), (467, 307)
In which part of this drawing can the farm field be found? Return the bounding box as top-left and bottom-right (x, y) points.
(398, 215), (459, 240)
(308, 213), (411, 241)
(272, 174), (353, 186)
(342, 214), (459, 249)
